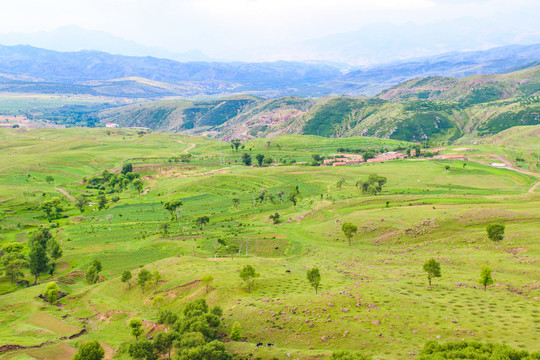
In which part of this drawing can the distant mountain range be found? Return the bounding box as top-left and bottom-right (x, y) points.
(89, 65), (540, 142)
(1, 42), (540, 99)
(0, 26), (210, 62)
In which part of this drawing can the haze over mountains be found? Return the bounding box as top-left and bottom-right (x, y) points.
(1, 42), (540, 99)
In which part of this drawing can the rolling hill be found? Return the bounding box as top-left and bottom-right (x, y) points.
(94, 65), (540, 143)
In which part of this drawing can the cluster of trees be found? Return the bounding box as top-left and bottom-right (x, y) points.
(86, 259), (103, 284)
(419, 340), (540, 359)
(40, 197), (64, 221)
(125, 299), (233, 360)
(255, 153), (273, 167)
(120, 268), (162, 293)
(84, 164), (144, 196)
(1, 227), (63, 285)
(356, 174), (387, 195)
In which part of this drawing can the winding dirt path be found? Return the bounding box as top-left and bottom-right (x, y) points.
(55, 188), (76, 202)
(174, 140), (196, 153)
(529, 181), (540, 193)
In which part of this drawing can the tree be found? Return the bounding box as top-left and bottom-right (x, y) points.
(486, 223), (505, 245)
(133, 179), (144, 197)
(239, 265), (259, 293)
(277, 190), (285, 203)
(97, 194), (107, 211)
(73, 340), (105, 360)
(122, 163), (133, 175)
(263, 157), (273, 166)
(121, 270), (133, 289)
(201, 275), (214, 293)
(45, 175), (54, 184)
(356, 174), (387, 195)
(1, 242), (27, 283)
(423, 258), (441, 290)
(152, 270), (162, 292)
(241, 153), (252, 166)
(106, 214), (113, 231)
(229, 321), (242, 341)
(86, 259), (102, 284)
(129, 340), (157, 360)
(479, 265), (494, 291)
(40, 197), (63, 221)
(163, 200), (183, 220)
(336, 178), (346, 189)
(28, 243), (48, 284)
(153, 295), (164, 311)
(75, 195), (88, 214)
(196, 216), (210, 230)
(159, 222), (169, 236)
(255, 154), (265, 167)
(129, 318), (144, 340)
(269, 212), (280, 224)
(43, 281), (60, 304)
(226, 245), (240, 260)
(232, 198), (240, 209)
(230, 139), (241, 152)
(138, 269), (151, 293)
(307, 267), (321, 294)
(153, 331), (174, 359)
(46, 238), (62, 274)
(342, 222), (358, 246)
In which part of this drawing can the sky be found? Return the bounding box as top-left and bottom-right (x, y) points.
(0, 0), (539, 61)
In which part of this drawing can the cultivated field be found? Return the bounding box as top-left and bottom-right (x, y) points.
(0, 127), (538, 359)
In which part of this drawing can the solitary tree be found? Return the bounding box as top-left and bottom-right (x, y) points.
(133, 179), (144, 197)
(196, 216), (210, 230)
(239, 265), (259, 293)
(45, 175), (55, 184)
(73, 340), (105, 360)
(269, 212), (280, 224)
(128, 318), (144, 340)
(423, 258), (441, 290)
(138, 269), (151, 293)
(121, 270), (133, 289)
(486, 223), (505, 245)
(201, 275), (214, 293)
(97, 194), (107, 211)
(1, 242), (27, 283)
(241, 153), (252, 166)
(230, 139), (242, 152)
(106, 214), (113, 231)
(232, 198), (240, 209)
(255, 154), (265, 167)
(40, 197), (63, 221)
(336, 178), (346, 189)
(479, 265), (494, 291)
(226, 245), (240, 260)
(122, 163), (133, 175)
(163, 200), (183, 220)
(46, 238), (62, 274)
(75, 195), (88, 214)
(43, 281), (60, 304)
(86, 259), (102, 284)
(306, 267), (321, 294)
(342, 222), (358, 246)
(28, 243), (48, 284)
(230, 322), (242, 341)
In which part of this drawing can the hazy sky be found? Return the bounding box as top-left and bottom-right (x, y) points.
(1, 0), (539, 57)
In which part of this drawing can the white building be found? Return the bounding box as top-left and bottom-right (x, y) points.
(105, 123), (120, 128)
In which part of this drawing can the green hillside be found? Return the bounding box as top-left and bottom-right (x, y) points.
(0, 127), (538, 359)
(87, 66), (540, 144)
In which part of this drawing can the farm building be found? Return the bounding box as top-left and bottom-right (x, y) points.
(105, 123), (120, 128)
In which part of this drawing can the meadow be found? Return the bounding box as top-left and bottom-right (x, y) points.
(0, 127), (538, 360)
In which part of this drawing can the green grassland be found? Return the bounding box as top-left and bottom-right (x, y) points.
(0, 127), (539, 359)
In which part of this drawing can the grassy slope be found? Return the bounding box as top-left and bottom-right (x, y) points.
(0, 128), (539, 360)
